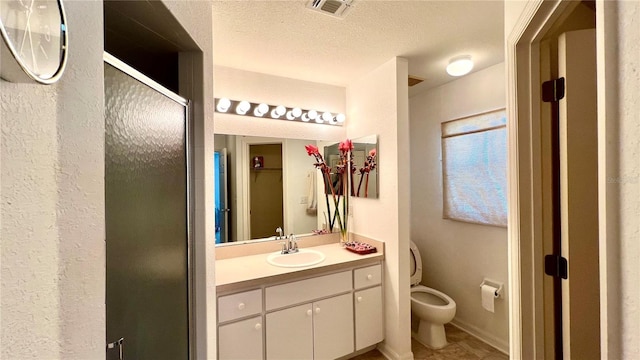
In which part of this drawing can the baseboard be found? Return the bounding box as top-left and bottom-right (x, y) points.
(377, 342), (414, 360)
(450, 319), (509, 355)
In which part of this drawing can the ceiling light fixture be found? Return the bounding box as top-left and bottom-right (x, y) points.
(446, 55), (474, 77)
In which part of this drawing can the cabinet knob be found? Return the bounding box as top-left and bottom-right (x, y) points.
(367, 274), (373, 280)
(315, 307), (321, 314)
(254, 323), (262, 331)
(238, 303), (245, 310)
(357, 296), (363, 303)
(306, 309), (312, 317)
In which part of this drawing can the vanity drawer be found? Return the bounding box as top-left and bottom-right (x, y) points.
(218, 289), (263, 323)
(266, 270), (351, 311)
(354, 264), (382, 289)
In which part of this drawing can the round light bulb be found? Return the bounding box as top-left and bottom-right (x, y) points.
(216, 98), (231, 113)
(315, 117), (323, 124)
(286, 111), (296, 120)
(253, 103), (269, 117)
(446, 55), (474, 77)
(301, 113), (311, 122)
(292, 107), (302, 117)
(270, 105), (286, 118)
(308, 110), (318, 120)
(335, 113), (346, 123)
(322, 112), (333, 122)
(236, 100), (251, 115)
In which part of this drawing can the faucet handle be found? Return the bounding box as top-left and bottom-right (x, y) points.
(280, 242), (288, 254)
(289, 234), (298, 253)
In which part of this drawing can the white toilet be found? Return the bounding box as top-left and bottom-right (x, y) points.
(409, 240), (456, 349)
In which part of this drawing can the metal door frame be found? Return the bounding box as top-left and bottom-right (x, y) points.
(103, 51), (194, 360)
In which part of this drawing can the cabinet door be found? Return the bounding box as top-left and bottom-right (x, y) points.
(218, 316), (263, 360)
(313, 293), (354, 360)
(266, 303), (313, 360)
(355, 286), (384, 350)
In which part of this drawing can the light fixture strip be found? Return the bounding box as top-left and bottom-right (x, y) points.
(215, 98), (345, 126)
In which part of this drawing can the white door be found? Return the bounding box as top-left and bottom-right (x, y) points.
(354, 286), (384, 350)
(558, 28), (600, 359)
(218, 316), (263, 360)
(313, 294), (354, 359)
(266, 303), (313, 360)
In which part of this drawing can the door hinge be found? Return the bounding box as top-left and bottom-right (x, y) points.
(544, 254), (568, 279)
(542, 77), (565, 102)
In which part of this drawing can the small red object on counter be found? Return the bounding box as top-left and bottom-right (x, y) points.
(344, 241), (377, 255)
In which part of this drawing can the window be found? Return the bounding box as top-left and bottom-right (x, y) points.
(441, 109), (507, 227)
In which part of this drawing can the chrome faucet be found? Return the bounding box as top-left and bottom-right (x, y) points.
(275, 227), (284, 240)
(280, 234), (299, 254)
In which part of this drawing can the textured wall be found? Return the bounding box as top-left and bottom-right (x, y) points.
(347, 57), (412, 360)
(1, 1), (215, 359)
(1, 1), (105, 359)
(409, 63), (509, 352)
(615, 1), (640, 358)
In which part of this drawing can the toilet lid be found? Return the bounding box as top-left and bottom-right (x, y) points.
(409, 240), (422, 286)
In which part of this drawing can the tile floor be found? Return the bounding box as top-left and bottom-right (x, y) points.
(351, 324), (509, 360)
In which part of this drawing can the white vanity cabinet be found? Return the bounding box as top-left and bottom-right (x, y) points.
(216, 260), (383, 360)
(354, 264), (384, 350)
(217, 289), (263, 360)
(265, 270), (354, 360)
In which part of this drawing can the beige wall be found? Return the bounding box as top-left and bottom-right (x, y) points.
(347, 57), (412, 360)
(409, 62), (509, 352)
(0, 1), (214, 358)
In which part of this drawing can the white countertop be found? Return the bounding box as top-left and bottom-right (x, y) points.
(216, 242), (384, 293)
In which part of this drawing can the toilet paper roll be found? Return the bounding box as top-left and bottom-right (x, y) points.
(481, 284), (497, 313)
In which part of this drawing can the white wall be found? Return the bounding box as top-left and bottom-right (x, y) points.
(347, 57), (412, 360)
(214, 66), (346, 141)
(602, 1), (640, 358)
(0, 1), (215, 358)
(409, 62), (509, 352)
(1, 2), (105, 358)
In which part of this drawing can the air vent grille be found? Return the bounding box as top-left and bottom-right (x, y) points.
(306, 0), (354, 19)
(321, 0), (342, 13)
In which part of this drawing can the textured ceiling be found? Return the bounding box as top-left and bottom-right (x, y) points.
(212, 0), (504, 96)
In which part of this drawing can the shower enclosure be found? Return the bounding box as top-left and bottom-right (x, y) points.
(104, 53), (192, 360)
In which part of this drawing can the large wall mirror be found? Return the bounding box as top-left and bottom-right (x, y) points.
(214, 134), (321, 244)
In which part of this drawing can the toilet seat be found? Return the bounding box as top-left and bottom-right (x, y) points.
(411, 285), (456, 311)
(409, 241), (422, 286)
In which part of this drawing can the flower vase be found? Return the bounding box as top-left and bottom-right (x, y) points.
(339, 229), (350, 246)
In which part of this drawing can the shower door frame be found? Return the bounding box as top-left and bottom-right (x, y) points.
(103, 52), (195, 360)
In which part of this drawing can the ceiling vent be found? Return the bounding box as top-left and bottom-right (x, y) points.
(306, 0), (354, 19)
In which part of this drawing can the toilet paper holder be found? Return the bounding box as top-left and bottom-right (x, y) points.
(480, 279), (503, 299)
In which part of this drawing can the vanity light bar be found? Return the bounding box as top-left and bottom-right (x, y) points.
(215, 98), (345, 126)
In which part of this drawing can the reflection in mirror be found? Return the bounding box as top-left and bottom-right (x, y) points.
(323, 135), (378, 198)
(214, 134), (320, 244)
(352, 135), (378, 198)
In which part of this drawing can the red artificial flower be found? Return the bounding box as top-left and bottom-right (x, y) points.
(369, 148), (377, 157)
(305, 144), (320, 156)
(338, 139), (353, 153)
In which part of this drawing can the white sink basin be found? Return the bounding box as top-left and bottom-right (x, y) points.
(266, 249), (326, 268)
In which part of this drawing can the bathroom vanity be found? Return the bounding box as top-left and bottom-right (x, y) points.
(216, 238), (384, 359)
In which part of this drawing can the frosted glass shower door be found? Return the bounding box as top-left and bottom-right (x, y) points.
(104, 54), (191, 360)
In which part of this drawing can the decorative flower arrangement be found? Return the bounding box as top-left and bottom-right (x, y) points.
(356, 148), (377, 197)
(306, 139), (353, 243)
